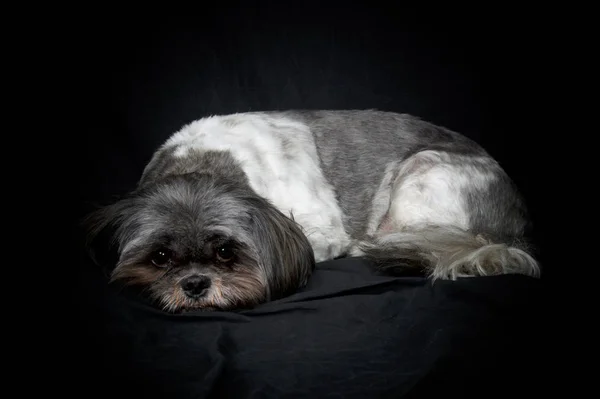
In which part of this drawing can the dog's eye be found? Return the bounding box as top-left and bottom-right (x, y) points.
(215, 245), (235, 263)
(150, 249), (172, 267)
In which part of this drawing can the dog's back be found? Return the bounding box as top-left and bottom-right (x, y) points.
(280, 110), (522, 235)
(278, 109), (539, 280)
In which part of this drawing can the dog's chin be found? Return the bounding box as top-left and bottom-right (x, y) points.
(153, 299), (216, 314)
(165, 301), (254, 314)
(166, 296), (263, 314)
(177, 305), (220, 314)
(153, 288), (260, 314)
(153, 294), (221, 314)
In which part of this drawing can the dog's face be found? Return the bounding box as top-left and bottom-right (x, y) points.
(85, 174), (315, 313)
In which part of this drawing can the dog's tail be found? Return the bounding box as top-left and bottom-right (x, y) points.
(356, 225), (541, 280)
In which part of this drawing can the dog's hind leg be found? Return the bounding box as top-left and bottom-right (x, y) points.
(358, 150), (541, 280)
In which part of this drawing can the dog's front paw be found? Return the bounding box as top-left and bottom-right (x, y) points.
(307, 232), (351, 263)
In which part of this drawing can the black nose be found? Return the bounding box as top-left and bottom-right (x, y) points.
(181, 275), (211, 298)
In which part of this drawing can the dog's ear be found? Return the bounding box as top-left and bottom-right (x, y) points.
(249, 200), (316, 301)
(81, 197), (137, 271)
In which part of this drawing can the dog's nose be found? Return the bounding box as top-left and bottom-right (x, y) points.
(181, 275), (211, 298)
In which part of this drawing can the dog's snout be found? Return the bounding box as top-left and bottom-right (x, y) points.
(181, 275), (211, 298)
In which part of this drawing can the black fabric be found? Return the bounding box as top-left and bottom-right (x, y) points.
(67, 6), (549, 399)
(75, 256), (543, 399)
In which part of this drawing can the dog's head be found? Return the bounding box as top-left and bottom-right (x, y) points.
(84, 173), (315, 313)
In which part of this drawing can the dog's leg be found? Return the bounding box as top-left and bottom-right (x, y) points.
(359, 150), (540, 280)
(289, 214), (352, 263)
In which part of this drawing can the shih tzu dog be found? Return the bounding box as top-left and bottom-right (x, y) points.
(85, 109), (541, 313)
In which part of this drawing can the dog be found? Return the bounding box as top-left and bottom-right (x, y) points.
(84, 109), (541, 313)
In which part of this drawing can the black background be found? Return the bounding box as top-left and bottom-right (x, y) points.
(61, 4), (552, 398)
(71, 6), (548, 256)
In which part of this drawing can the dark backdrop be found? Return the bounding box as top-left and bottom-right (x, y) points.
(64, 5), (549, 397)
(71, 6), (547, 268)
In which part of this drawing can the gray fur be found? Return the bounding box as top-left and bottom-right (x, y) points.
(85, 150), (314, 312)
(279, 110), (490, 238)
(276, 110), (539, 280)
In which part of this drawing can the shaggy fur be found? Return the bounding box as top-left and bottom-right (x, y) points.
(85, 109), (540, 312)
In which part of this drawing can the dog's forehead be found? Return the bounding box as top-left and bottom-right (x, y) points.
(160, 226), (236, 252)
(137, 213), (248, 254)
(139, 182), (252, 233)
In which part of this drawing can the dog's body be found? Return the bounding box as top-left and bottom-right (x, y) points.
(86, 109), (540, 312)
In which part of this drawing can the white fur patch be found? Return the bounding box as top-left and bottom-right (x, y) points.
(385, 150), (496, 232)
(163, 112), (351, 262)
